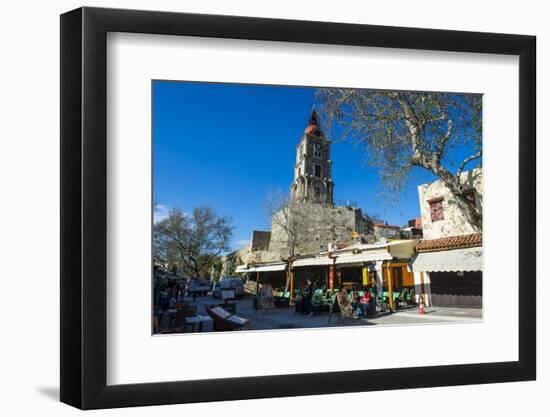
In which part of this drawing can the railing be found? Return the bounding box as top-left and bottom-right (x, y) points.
(333, 199), (358, 208)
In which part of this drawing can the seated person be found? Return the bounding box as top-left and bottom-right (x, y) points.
(350, 291), (359, 314)
(353, 291), (371, 317)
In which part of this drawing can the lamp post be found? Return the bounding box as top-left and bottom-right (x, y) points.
(328, 243), (335, 292)
(287, 257), (294, 305)
(386, 263), (394, 311)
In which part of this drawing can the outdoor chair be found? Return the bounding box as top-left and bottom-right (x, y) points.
(206, 306), (250, 331)
(293, 289), (304, 313)
(377, 296), (388, 313)
(311, 290), (331, 315)
(393, 291), (401, 309)
(273, 288), (290, 308)
(407, 289), (416, 305)
(398, 288), (415, 306)
(210, 302), (236, 314)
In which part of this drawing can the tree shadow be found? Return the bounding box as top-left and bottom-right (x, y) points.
(35, 386), (59, 401)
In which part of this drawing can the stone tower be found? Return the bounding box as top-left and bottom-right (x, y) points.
(290, 110), (334, 205)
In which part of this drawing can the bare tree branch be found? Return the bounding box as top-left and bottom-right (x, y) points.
(317, 88), (483, 230)
(456, 149), (482, 180)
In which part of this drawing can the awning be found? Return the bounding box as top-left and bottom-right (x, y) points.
(411, 246), (483, 272)
(293, 257), (333, 267)
(235, 263), (287, 273)
(254, 263), (287, 272)
(235, 265), (251, 273)
(335, 249), (392, 265)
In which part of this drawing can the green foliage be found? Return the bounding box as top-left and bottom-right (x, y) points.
(153, 207), (234, 277)
(223, 251), (242, 277)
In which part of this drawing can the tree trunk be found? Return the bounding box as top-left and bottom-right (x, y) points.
(400, 98), (482, 232)
(436, 168), (482, 232)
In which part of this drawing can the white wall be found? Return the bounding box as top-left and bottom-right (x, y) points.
(419, 168), (483, 239)
(0, 1), (546, 416)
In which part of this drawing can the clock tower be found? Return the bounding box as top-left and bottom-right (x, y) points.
(290, 110), (334, 205)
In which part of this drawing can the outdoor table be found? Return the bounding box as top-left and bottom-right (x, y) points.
(185, 315), (213, 332)
(164, 308), (178, 329)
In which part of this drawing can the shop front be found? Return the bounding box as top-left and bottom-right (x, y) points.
(411, 235), (483, 308)
(331, 240), (419, 310)
(236, 262), (287, 294)
(380, 261), (417, 310)
(237, 240), (420, 310)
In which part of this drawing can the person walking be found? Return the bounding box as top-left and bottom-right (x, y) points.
(303, 279), (314, 317)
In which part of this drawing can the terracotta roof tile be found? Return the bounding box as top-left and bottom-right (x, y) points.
(416, 233), (482, 252)
(304, 124), (323, 136)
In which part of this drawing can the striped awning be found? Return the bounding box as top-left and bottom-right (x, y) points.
(334, 249), (392, 265)
(411, 246), (483, 272)
(293, 257), (334, 267)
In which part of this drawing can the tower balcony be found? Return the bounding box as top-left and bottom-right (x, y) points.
(334, 199), (358, 208)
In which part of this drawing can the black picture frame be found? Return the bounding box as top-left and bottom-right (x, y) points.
(60, 6), (536, 410)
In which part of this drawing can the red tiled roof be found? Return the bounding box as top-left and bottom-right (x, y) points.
(416, 233), (482, 252)
(304, 124), (323, 136)
(335, 242), (352, 250)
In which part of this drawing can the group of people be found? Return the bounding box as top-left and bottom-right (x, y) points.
(154, 281), (185, 314)
(295, 279), (377, 318)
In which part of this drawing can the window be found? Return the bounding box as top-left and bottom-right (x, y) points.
(463, 190), (476, 209)
(429, 199), (444, 222)
(314, 164), (321, 177)
(314, 142), (322, 158)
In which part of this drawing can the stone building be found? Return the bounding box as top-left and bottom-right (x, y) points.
(230, 110), (371, 268)
(250, 230), (271, 251)
(417, 168), (482, 240)
(268, 202), (369, 257)
(373, 222), (401, 240)
(290, 110), (334, 205)
(273, 110), (369, 256)
(411, 168), (483, 308)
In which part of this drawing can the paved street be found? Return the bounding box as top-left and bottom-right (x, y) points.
(170, 293), (482, 334)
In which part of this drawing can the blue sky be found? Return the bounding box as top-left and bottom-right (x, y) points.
(153, 81), (475, 251)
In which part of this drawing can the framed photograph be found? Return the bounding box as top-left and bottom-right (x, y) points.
(60, 6), (536, 410)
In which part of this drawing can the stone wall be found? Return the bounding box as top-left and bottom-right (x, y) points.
(268, 204), (367, 257)
(250, 230), (271, 251)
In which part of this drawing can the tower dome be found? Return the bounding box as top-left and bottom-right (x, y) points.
(304, 110), (323, 137)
